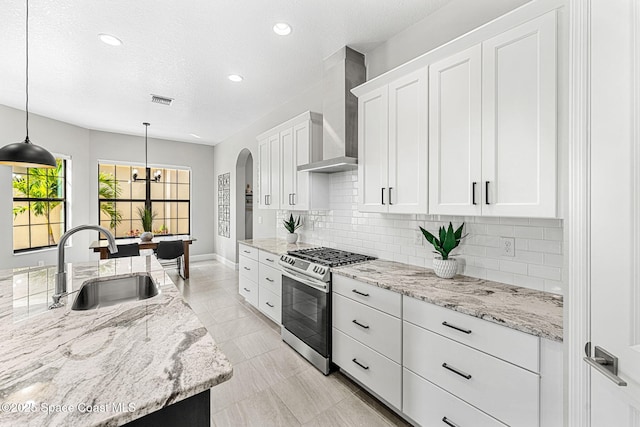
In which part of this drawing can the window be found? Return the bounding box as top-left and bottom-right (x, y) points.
(12, 159), (67, 252)
(98, 163), (190, 238)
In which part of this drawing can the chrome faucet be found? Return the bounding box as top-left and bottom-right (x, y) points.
(49, 224), (118, 309)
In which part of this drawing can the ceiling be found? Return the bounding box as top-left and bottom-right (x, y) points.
(0, 0), (453, 146)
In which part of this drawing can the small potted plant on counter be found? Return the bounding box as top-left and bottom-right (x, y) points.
(137, 206), (157, 242)
(419, 222), (466, 279)
(283, 213), (303, 244)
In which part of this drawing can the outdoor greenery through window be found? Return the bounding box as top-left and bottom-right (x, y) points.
(98, 163), (190, 239)
(13, 159), (67, 252)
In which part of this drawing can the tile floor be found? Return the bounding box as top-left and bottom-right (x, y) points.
(167, 260), (412, 427)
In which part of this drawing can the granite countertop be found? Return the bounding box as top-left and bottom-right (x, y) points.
(239, 238), (319, 256)
(0, 256), (232, 427)
(333, 259), (563, 342)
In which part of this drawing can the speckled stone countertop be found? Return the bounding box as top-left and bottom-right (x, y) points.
(333, 259), (563, 342)
(239, 238), (319, 256)
(0, 256), (232, 427)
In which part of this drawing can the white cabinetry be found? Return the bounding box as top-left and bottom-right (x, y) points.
(257, 112), (328, 211)
(428, 11), (557, 217)
(358, 69), (428, 214)
(238, 244), (283, 324)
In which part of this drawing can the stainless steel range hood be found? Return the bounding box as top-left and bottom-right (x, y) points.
(298, 47), (366, 173)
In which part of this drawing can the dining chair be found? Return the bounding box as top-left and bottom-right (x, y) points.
(107, 243), (140, 258)
(156, 240), (185, 279)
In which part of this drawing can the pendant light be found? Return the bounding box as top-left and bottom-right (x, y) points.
(0, 0), (56, 168)
(132, 123), (161, 182)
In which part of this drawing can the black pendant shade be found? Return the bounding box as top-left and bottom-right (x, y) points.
(0, 0), (56, 169)
(0, 138), (56, 168)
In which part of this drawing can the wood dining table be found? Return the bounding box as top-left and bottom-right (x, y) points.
(89, 235), (196, 278)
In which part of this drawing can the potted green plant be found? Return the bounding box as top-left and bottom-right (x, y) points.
(419, 222), (466, 279)
(283, 214), (303, 244)
(137, 207), (157, 242)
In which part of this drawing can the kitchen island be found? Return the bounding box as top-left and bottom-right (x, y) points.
(0, 256), (232, 427)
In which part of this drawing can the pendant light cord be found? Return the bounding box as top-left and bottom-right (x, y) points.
(25, 0), (29, 142)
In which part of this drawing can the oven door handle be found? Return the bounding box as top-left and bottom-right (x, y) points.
(281, 267), (329, 293)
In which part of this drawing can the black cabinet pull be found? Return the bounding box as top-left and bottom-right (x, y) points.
(243, 250), (251, 254)
(442, 363), (472, 380)
(266, 258), (274, 262)
(381, 187), (385, 205)
(352, 358), (369, 370)
(485, 181), (490, 205)
(292, 193), (296, 205)
(388, 187), (393, 205)
(352, 319), (370, 329)
(243, 266), (251, 271)
(442, 417), (460, 427)
(265, 195), (268, 205)
(266, 302), (274, 308)
(352, 289), (370, 297)
(472, 182), (477, 205)
(243, 287), (251, 292)
(442, 321), (472, 334)
(266, 277), (274, 282)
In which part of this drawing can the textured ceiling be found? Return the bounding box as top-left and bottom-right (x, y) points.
(0, 0), (453, 145)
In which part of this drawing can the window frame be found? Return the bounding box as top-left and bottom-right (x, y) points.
(12, 158), (69, 253)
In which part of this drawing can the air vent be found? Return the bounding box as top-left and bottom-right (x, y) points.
(151, 94), (174, 106)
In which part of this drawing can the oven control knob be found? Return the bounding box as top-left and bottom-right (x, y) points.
(320, 268), (325, 274)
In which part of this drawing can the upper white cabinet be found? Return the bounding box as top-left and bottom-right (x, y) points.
(257, 112), (328, 211)
(429, 45), (482, 216)
(429, 11), (557, 217)
(358, 69), (428, 214)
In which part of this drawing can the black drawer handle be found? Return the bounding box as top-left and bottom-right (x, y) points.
(352, 358), (369, 370)
(243, 250), (251, 253)
(442, 417), (460, 427)
(442, 363), (472, 380)
(352, 319), (370, 329)
(485, 181), (490, 205)
(243, 266), (251, 271)
(266, 258), (274, 262)
(243, 287), (251, 292)
(266, 302), (274, 308)
(265, 277), (274, 282)
(352, 289), (370, 297)
(472, 182), (477, 205)
(442, 321), (472, 335)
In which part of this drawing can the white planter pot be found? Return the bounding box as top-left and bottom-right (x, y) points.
(286, 233), (298, 244)
(140, 231), (154, 242)
(432, 257), (458, 279)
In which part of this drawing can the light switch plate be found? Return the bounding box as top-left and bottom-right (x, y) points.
(500, 237), (515, 257)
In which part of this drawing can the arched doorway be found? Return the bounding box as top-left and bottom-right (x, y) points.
(235, 149), (253, 262)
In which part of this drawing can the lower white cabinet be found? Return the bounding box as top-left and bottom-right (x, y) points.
(258, 286), (281, 323)
(239, 246), (283, 324)
(403, 368), (507, 427)
(239, 274), (258, 307)
(332, 329), (402, 409)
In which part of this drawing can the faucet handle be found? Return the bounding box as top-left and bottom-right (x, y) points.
(49, 293), (65, 309)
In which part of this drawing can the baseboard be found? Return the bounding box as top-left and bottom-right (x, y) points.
(214, 254), (238, 270)
(190, 253), (216, 262)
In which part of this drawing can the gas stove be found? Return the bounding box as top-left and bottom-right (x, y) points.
(279, 247), (375, 282)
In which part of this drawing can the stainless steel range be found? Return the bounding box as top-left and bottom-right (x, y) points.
(279, 247), (375, 375)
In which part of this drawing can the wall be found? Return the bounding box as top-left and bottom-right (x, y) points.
(365, 0), (531, 79)
(277, 170), (565, 295)
(0, 104), (215, 269)
(212, 82), (323, 265)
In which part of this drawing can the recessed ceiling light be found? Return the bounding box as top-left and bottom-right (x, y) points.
(228, 74), (244, 82)
(98, 33), (123, 46)
(189, 133), (201, 139)
(273, 22), (292, 36)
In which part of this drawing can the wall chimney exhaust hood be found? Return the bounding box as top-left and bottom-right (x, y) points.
(298, 46), (366, 173)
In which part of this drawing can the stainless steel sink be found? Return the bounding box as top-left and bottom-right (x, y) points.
(72, 273), (159, 310)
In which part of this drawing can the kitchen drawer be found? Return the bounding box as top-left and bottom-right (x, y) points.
(403, 368), (507, 427)
(239, 256), (259, 283)
(239, 244), (259, 261)
(403, 297), (540, 372)
(239, 275), (258, 307)
(332, 293), (401, 363)
(332, 275), (401, 317)
(259, 286), (281, 324)
(259, 264), (282, 296)
(403, 322), (539, 427)
(259, 250), (279, 268)
(332, 328), (402, 409)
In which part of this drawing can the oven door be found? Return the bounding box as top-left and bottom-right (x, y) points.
(281, 268), (330, 358)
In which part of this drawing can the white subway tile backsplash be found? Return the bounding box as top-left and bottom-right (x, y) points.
(277, 170), (565, 295)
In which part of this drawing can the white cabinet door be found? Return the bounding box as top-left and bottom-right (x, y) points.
(388, 69), (428, 214)
(481, 12), (557, 217)
(428, 45), (482, 216)
(292, 121), (310, 210)
(266, 133), (280, 209)
(258, 138), (270, 208)
(358, 86), (389, 213)
(280, 127), (295, 209)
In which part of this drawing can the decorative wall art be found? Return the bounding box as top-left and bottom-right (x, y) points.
(218, 172), (230, 237)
